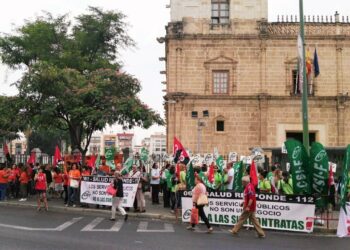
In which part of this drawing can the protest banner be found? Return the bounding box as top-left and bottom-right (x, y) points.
(80, 176), (139, 207)
(182, 191), (315, 233)
(337, 202), (350, 237)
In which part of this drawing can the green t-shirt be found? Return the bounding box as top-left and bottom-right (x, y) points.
(180, 171), (186, 184)
(214, 173), (222, 189)
(267, 172), (273, 182)
(166, 171), (172, 189)
(259, 179), (271, 193)
(278, 178), (293, 195)
(221, 174), (228, 191)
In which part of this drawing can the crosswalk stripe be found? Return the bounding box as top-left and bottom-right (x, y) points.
(0, 217), (83, 231)
(136, 221), (174, 233)
(81, 217), (123, 232)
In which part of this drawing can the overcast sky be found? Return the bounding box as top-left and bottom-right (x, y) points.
(0, 0), (349, 144)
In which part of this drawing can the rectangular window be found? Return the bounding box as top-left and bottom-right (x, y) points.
(216, 120), (225, 132)
(213, 71), (229, 94)
(211, 0), (229, 24)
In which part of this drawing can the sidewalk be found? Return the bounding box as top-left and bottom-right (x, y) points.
(0, 192), (180, 222)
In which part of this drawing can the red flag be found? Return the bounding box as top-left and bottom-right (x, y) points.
(3, 143), (12, 162)
(87, 155), (97, 168)
(53, 146), (62, 166)
(173, 137), (189, 164)
(250, 161), (258, 187)
(208, 162), (215, 183)
(27, 152), (36, 165)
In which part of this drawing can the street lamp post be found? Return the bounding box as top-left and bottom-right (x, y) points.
(299, 0), (310, 155)
(192, 110), (209, 154)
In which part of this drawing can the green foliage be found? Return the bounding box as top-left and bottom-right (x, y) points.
(28, 128), (70, 155)
(0, 96), (27, 139)
(0, 7), (164, 157)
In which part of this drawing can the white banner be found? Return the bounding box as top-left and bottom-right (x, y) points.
(182, 191), (315, 233)
(80, 176), (139, 207)
(337, 202), (350, 237)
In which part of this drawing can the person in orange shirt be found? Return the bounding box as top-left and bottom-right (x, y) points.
(19, 166), (29, 201)
(98, 158), (111, 176)
(67, 163), (81, 207)
(7, 165), (17, 199)
(0, 165), (10, 201)
(81, 166), (91, 176)
(52, 168), (64, 199)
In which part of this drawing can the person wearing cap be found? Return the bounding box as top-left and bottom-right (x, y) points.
(110, 171), (128, 221)
(229, 176), (265, 238)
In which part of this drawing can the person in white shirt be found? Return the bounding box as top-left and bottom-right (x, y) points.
(151, 163), (160, 204)
(225, 162), (235, 191)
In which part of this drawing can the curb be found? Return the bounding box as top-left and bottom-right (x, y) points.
(0, 202), (180, 222)
(313, 227), (337, 234)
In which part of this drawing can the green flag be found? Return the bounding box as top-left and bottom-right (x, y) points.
(310, 142), (329, 208)
(199, 171), (216, 190)
(105, 147), (116, 170)
(216, 155), (225, 172)
(233, 161), (244, 192)
(284, 139), (311, 194)
(140, 148), (149, 162)
(121, 157), (134, 175)
(94, 153), (101, 169)
(186, 161), (195, 190)
(340, 145), (350, 213)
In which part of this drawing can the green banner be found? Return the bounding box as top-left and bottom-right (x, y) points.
(284, 139), (310, 194)
(199, 171), (216, 190)
(340, 145), (350, 213)
(121, 157), (134, 175)
(233, 161), (244, 193)
(310, 142), (329, 208)
(140, 148), (149, 162)
(105, 147), (116, 170)
(216, 156), (225, 172)
(186, 161), (195, 190)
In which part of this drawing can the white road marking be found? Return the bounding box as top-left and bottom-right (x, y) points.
(81, 217), (123, 232)
(136, 221), (174, 233)
(0, 217), (83, 231)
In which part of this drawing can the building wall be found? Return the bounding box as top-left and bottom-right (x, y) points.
(165, 3), (350, 156)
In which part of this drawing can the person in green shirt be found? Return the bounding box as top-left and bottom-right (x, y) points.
(213, 166), (222, 191)
(258, 170), (271, 193)
(278, 171), (293, 195)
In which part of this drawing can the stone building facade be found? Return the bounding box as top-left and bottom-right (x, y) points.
(164, 0), (350, 158)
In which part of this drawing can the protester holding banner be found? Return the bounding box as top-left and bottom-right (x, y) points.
(110, 171), (128, 221)
(213, 165), (222, 191)
(98, 158), (111, 176)
(229, 176), (265, 238)
(34, 166), (48, 211)
(258, 171), (271, 193)
(278, 171), (294, 195)
(187, 173), (213, 233)
(67, 163), (81, 207)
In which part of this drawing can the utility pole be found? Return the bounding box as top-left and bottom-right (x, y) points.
(299, 0), (310, 155)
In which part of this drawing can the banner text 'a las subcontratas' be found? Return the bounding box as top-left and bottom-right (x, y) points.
(182, 191), (315, 233)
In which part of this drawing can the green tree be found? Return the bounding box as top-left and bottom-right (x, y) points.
(0, 7), (164, 161)
(0, 96), (26, 140)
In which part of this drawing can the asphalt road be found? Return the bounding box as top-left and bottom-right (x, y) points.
(0, 206), (348, 250)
